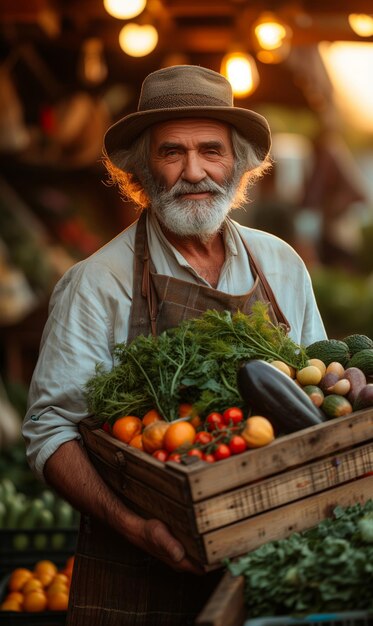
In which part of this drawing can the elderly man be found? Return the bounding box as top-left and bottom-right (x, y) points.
(23, 65), (326, 625)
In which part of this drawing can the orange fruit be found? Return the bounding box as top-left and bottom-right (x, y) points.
(8, 569), (33, 592)
(47, 589), (69, 611)
(34, 560), (58, 578)
(142, 409), (163, 427)
(129, 433), (144, 449)
(50, 573), (69, 587)
(163, 421), (196, 452)
(112, 416), (142, 443)
(22, 590), (47, 612)
(241, 416), (275, 448)
(0, 598), (22, 611)
(142, 421), (170, 453)
(22, 577), (43, 594)
(6, 592), (23, 604)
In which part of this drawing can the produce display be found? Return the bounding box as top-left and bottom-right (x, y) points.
(227, 500), (373, 616)
(0, 556), (73, 613)
(0, 478), (78, 550)
(85, 305), (373, 465)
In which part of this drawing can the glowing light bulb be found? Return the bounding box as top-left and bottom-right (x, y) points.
(221, 53), (259, 98)
(348, 14), (373, 37)
(119, 23), (158, 57)
(103, 0), (146, 20)
(254, 21), (287, 50)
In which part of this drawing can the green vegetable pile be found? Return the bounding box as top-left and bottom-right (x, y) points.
(86, 303), (308, 423)
(227, 500), (373, 616)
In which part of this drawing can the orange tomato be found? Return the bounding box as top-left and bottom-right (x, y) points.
(178, 403), (201, 428)
(163, 421), (196, 452)
(142, 409), (163, 427)
(112, 416), (142, 443)
(22, 590), (47, 612)
(129, 433), (144, 450)
(142, 421), (169, 453)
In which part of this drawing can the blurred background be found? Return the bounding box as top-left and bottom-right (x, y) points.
(1, 0), (373, 461)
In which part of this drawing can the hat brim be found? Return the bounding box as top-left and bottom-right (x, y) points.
(104, 106), (271, 164)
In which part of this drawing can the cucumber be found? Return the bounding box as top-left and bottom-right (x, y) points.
(306, 339), (350, 367)
(347, 349), (373, 376)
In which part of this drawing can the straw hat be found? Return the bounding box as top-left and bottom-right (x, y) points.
(104, 65), (271, 164)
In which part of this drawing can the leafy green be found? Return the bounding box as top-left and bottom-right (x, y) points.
(227, 500), (373, 616)
(85, 303), (308, 423)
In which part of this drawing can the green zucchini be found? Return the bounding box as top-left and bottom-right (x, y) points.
(237, 360), (324, 434)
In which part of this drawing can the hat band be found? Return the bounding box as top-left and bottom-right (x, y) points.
(139, 93), (230, 112)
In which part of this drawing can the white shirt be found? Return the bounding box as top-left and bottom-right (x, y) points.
(23, 212), (327, 481)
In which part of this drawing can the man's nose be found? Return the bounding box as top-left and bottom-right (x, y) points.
(181, 152), (206, 183)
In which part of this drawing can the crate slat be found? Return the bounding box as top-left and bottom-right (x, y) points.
(202, 474), (373, 563)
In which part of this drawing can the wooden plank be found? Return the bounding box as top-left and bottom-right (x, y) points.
(79, 421), (192, 504)
(195, 571), (245, 626)
(202, 475), (373, 565)
(194, 441), (373, 532)
(186, 409), (373, 501)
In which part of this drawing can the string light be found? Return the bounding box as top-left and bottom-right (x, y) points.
(252, 12), (292, 63)
(103, 0), (146, 20)
(220, 52), (259, 98)
(348, 14), (373, 37)
(119, 23), (158, 57)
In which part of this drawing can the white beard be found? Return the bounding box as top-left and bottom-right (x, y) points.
(146, 176), (240, 242)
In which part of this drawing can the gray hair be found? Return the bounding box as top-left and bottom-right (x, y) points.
(102, 125), (272, 210)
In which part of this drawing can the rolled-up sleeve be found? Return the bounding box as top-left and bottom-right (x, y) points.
(23, 259), (129, 482)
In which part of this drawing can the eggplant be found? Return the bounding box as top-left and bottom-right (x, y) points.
(237, 360), (325, 434)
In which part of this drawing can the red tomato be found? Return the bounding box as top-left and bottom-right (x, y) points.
(229, 435), (247, 455)
(152, 449), (169, 462)
(194, 431), (213, 445)
(206, 412), (224, 431)
(102, 422), (111, 433)
(214, 443), (231, 461)
(187, 448), (204, 460)
(202, 453), (216, 463)
(168, 452), (182, 463)
(222, 407), (244, 425)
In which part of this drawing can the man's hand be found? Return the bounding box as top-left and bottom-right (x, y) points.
(44, 440), (202, 574)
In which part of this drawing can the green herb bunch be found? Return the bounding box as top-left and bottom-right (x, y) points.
(85, 302), (308, 423)
(227, 500), (373, 616)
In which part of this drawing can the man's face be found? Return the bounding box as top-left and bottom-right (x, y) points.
(145, 119), (240, 240)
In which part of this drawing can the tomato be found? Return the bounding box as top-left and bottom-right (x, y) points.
(202, 453), (216, 463)
(206, 412), (224, 431)
(102, 422), (111, 433)
(214, 443), (231, 461)
(152, 449), (169, 462)
(168, 452), (182, 463)
(194, 431), (213, 445)
(229, 435), (247, 455)
(187, 448), (204, 460)
(222, 407), (244, 425)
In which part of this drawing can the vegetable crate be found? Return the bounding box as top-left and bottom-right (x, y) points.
(79, 407), (373, 569)
(195, 570), (373, 626)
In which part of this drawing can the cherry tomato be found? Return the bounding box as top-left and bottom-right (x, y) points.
(229, 435), (247, 455)
(152, 449), (169, 462)
(206, 412), (225, 431)
(187, 448), (204, 460)
(214, 443), (231, 461)
(222, 407), (244, 425)
(194, 431), (213, 445)
(203, 453), (216, 463)
(168, 452), (182, 463)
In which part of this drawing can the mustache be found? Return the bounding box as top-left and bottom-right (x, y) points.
(161, 178), (228, 198)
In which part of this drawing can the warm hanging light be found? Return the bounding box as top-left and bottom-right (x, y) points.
(348, 14), (373, 37)
(78, 38), (108, 85)
(252, 12), (292, 63)
(119, 22), (158, 57)
(220, 52), (259, 98)
(103, 0), (146, 20)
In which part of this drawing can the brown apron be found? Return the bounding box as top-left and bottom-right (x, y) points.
(67, 212), (289, 626)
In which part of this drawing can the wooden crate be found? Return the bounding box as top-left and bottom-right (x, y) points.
(79, 408), (373, 569)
